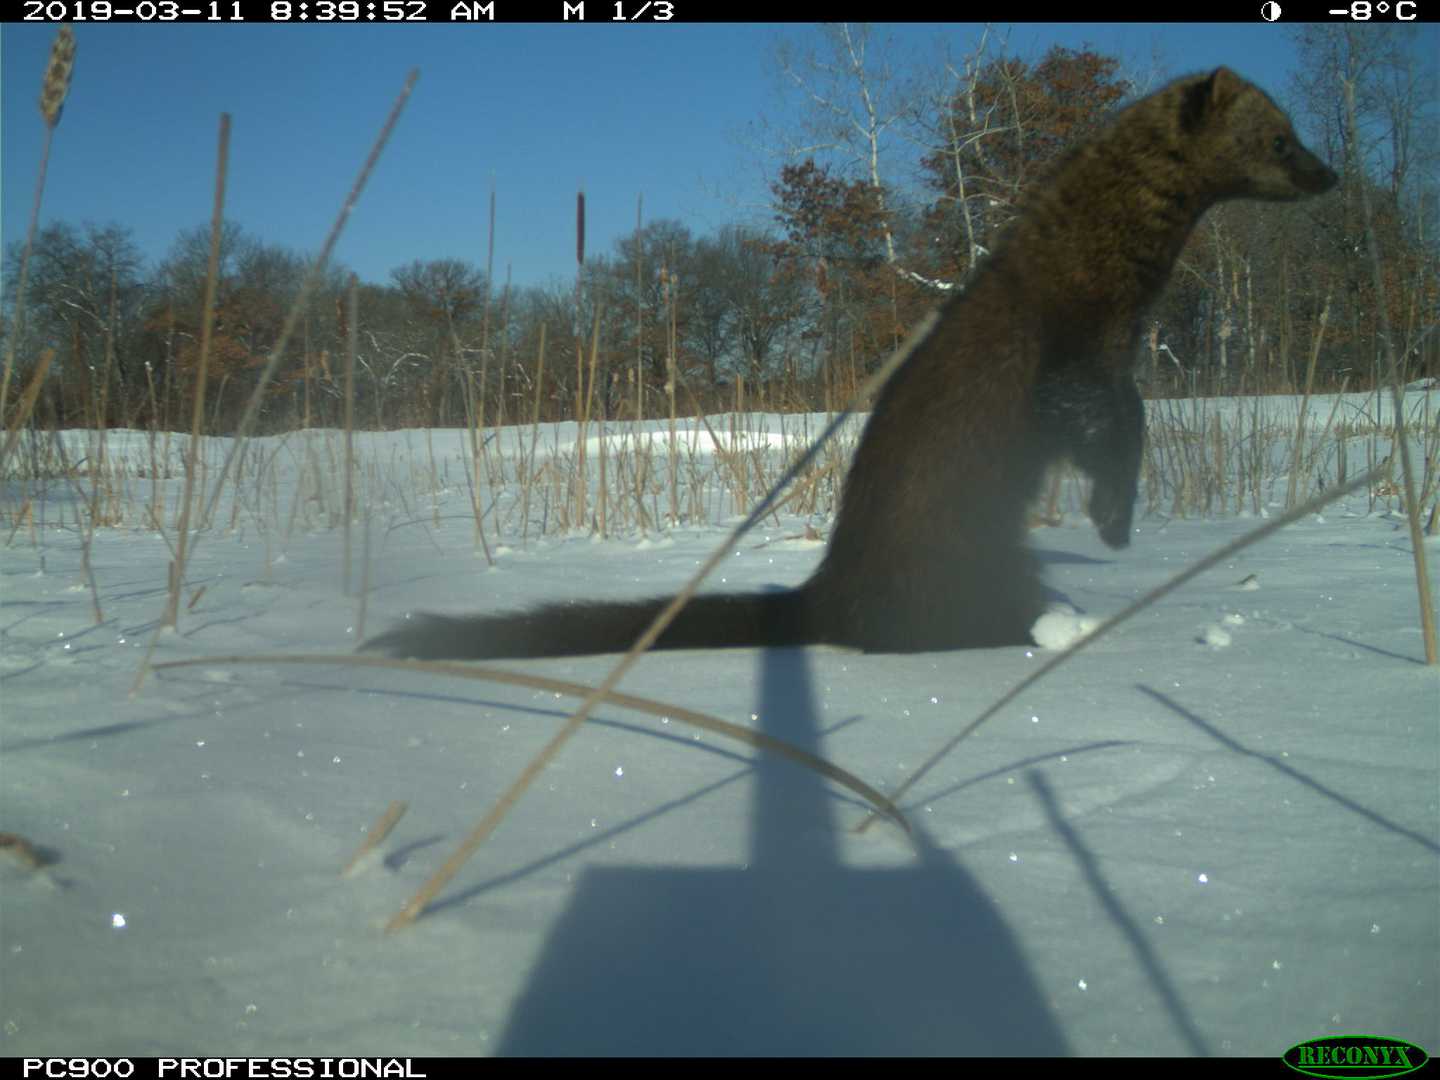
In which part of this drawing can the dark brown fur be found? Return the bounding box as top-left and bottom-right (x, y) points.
(365, 68), (1336, 661)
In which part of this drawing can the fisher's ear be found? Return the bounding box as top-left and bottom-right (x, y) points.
(1206, 66), (1245, 107)
(1181, 66), (1245, 132)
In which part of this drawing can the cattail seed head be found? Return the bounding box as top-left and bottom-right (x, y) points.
(575, 191), (586, 267)
(39, 25), (76, 130)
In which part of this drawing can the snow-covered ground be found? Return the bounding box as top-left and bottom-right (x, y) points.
(2, 399), (1437, 1056)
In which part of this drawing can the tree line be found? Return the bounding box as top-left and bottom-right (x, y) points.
(3, 29), (1434, 436)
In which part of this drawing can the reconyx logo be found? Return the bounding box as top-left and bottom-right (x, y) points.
(1284, 1035), (1429, 1079)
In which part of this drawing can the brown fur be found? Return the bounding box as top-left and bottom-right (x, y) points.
(366, 68), (1336, 660)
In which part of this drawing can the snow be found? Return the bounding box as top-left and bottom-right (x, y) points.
(1031, 603), (1102, 651)
(2, 402), (1437, 1057)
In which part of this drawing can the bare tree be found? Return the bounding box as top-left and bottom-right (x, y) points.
(773, 24), (910, 267)
(390, 257), (487, 424)
(1291, 25), (1439, 388)
(4, 221), (149, 426)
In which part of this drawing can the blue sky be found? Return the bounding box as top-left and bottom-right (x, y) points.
(0, 22), (1409, 290)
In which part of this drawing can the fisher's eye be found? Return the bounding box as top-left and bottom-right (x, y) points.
(1273, 134), (1289, 155)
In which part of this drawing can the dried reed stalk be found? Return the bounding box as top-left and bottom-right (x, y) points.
(1287, 292), (1332, 509)
(343, 274), (358, 594)
(341, 801), (408, 878)
(163, 113), (231, 633)
(520, 324), (546, 545)
(0, 350), (55, 473)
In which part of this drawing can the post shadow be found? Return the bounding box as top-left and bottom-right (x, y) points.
(498, 646), (1068, 1055)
